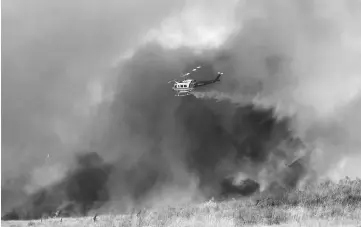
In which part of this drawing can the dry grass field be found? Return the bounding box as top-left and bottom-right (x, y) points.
(2, 177), (361, 227)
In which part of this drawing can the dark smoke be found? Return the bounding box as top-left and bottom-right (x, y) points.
(2, 152), (113, 220)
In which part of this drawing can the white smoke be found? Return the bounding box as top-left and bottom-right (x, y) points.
(144, 0), (242, 51)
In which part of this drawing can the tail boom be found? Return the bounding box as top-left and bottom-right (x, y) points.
(214, 72), (223, 82)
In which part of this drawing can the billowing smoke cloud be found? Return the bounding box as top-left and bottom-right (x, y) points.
(1, 0), (186, 213)
(217, 0), (361, 179)
(2, 0), (361, 219)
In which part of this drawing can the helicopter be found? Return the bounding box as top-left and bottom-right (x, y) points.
(168, 66), (224, 97)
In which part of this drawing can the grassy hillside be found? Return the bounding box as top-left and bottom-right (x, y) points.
(2, 177), (361, 227)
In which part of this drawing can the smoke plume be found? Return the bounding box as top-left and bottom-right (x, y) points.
(2, 0), (361, 219)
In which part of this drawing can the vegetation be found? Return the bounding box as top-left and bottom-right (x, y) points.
(2, 177), (361, 227)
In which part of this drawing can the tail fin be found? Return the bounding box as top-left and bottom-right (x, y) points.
(214, 72), (223, 82)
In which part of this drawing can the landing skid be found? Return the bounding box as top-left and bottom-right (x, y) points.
(175, 92), (192, 97)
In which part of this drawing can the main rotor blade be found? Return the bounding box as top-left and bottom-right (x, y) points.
(181, 65), (202, 77)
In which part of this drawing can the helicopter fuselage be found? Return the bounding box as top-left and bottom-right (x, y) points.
(169, 72), (223, 96)
(171, 79), (195, 96)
